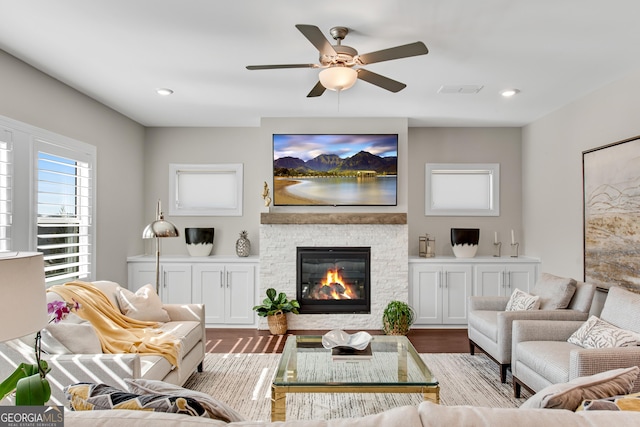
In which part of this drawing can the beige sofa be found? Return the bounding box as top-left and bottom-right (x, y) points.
(0, 281), (206, 406)
(63, 401), (640, 427)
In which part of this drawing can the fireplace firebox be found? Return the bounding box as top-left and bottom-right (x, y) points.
(296, 246), (371, 314)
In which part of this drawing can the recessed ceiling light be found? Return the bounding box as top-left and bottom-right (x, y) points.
(500, 88), (520, 98)
(156, 88), (174, 96)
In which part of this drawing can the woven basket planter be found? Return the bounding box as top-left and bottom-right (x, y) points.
(267, 310), (288, 335)
(383, 317), (411, 335)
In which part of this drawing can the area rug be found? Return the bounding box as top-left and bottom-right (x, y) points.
(182, 353), (532, 421)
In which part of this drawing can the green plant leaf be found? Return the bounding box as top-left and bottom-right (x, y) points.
(0, 362), (49, 403)
(16, 374), (50, 406)
(252, 288), (300, 315)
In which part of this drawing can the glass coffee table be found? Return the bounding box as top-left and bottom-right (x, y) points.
(271, 334), (439, 421)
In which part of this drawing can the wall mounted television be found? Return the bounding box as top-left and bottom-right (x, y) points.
(272, 134), (398, 206)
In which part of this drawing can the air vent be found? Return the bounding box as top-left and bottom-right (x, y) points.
(438, 85), (484, 94)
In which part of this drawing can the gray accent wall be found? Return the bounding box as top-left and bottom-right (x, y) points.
(0, 50), (146, 285)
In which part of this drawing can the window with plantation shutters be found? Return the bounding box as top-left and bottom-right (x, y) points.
(35, 139), (93, 284)
(0, 130), (11, 252)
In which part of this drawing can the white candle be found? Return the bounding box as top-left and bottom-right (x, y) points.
(494, 232), (498, 244)
(511, 229), (515, 245)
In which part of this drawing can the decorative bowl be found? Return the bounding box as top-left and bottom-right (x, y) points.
(321, 330), (372, 351)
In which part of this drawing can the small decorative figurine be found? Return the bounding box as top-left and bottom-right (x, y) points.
(262, 181), (272, 207)
(236, 230), (251, 257)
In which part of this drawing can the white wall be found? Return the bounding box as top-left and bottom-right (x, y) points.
(522, 68), (640, 279)
(408, 127), (522, 257)
(0, 50), (146, 285)
(143, 127), (265, 256)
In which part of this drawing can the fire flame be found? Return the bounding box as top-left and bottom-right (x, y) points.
(318, 268), (355, 299)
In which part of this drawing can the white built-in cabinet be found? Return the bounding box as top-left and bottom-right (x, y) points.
(474, 263), (537, 297)
(411, 263), (472, 325)
(192, 263), (256, 325)
(409, 256), (540, 327)
(127, 255), (258, 327)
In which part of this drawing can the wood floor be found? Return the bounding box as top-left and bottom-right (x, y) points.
(205, 328), (469, 354)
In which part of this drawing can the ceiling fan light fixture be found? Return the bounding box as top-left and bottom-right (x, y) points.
(319, 67), (357, 92)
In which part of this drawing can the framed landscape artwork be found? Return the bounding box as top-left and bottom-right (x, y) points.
(583, 135), (640, 293)
(272, 134), (398, 206)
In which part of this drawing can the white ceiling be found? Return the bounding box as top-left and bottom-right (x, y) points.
(2, 0), (640, 128)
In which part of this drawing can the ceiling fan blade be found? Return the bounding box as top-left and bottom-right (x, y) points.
(246, 64), (318, 70)
(357, 41), (428, 65)
(307, 81), (326, 97)
(356, 69), (407, 93)
(295, 24), (337, 57)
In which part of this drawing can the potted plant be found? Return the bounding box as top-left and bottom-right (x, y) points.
(253, 288), (300, 335)
(382, 300), (415, 335)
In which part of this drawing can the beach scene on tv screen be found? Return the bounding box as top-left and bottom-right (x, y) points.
(273, 134), (398, 206)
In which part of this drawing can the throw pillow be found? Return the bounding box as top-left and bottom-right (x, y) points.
(505, 289), (540, 311)
(530, 273), (577, 310)
(568, 315), (638, 348)
(64, 383), (208, 417)
(124, 378), (245, 422)
(116, 284), (170, 322)
(43, 322), (102, 354)
(577, 391), (640, 411)
(520, 366), (640, 411)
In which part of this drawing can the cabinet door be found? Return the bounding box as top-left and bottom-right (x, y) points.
(474, 264), (506, 297)
(411, 264), (443, 324)
(442, 265), (472, 324)
(506, 264), (537, 294)
(192, 264), (225, 324)
(225, 264), (255, 324)
(128, 262), (156, 292)
(161, 263), (192, 304)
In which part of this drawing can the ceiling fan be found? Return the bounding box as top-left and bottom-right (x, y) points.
(246, 24), (429, 97)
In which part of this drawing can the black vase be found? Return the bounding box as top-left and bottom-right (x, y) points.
(185, 228), (214, 257)
(450, 228), (479, 258)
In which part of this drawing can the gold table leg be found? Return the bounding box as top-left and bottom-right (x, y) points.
(271, 385), (286, 422)
(423, 386), (440, 404)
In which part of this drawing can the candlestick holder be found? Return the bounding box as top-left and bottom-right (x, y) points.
(510, 242), (519, 258)
(493, 242), (502, 257)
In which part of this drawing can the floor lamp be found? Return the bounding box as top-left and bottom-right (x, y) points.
(142, 199), (179, 295)
(0, 252), (50, 404)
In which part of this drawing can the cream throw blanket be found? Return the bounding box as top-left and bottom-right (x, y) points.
(48, 281), (181, 367)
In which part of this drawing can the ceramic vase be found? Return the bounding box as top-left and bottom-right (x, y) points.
(450, 228), (479, 258)
(185, 228), (214, 257)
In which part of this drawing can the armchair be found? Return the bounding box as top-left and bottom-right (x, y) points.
(511, 286), (640, 397)
(468, 276), (595, 383)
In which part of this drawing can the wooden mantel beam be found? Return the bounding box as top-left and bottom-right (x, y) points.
(260, 213), (407, 225)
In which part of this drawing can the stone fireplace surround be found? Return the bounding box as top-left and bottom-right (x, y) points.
(259, 213), (408, 330)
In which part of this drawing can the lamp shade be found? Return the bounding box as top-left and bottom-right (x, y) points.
(142, 199), (179, 239)
(0, 252), (48, 342)
(142, 220), (179, 239)
(319, 67), (358, 92)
